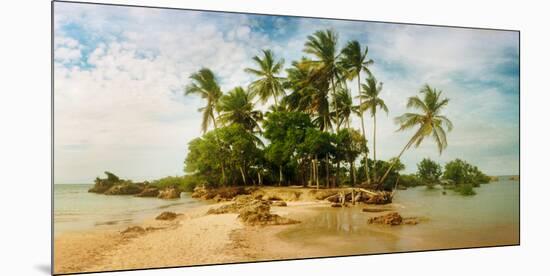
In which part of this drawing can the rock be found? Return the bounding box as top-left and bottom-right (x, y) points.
(365, 193), (392, 204)
(120, 226), (161, 235)
(267, 195), (283, 201)
(368, 212), (403, 225)
(509, 176), (519, 181)
(155, 211), (178, 221)
(271, 201), (287, 207)
(104, 183), (143, 195)
(192, 186), (254, 201)
(331, 203), (342, 208)
(237, 200), (299, 226)
(326, 194), (341, 203)
(120, 226), (146, 234)
(442, 191), (447, 195)
(362, 207), (390, 213)
(158, 187), (181, 199)
(136, 187), (159, 197)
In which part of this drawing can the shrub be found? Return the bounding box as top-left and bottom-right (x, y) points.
(152, 175), (205, 192)
(454, 183), (476, 196)
(399, 174), (422, 187)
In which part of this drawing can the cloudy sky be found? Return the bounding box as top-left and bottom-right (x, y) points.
(54, 2), (519, 184)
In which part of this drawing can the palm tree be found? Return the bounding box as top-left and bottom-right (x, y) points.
(185, 68), (223, 133)
(284, 59), (331, 187)
(332, 86), (353, 129)
(377, 84), (453, 189)
(304, 29), (347, 187)
(339, 40), (373, 184)
(218, 87), (263, 133)
(359, 76), (388, 183)
(185, 68), (226, 184)
(284, 59), (331, 132)
(303, 29), (344, 132)
(245, 49), (286, 108)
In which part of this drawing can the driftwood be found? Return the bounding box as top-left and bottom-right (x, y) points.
(327, 188), (393, 206)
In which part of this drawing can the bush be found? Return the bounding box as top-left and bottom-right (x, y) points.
(417, 158), (442, 187)
(454, 183), (476, 196)
(152, 175), (205, 192)
(443, 159), (491, 186)
(399, 174), (422, 187)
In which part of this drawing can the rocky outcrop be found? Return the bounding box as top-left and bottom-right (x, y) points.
(158, 187), (181, 199)
(88, 171), (121, 193)
(192, 186), (255, 201)
(136, 187), (159, 197)
(237, 200), (299, 226)
(270, 201), (287, 207)
(207, 195), (298, 226)
(368, 212), (419, 226)
(155, 211), (178, 221)
(104, 183), (143, 195)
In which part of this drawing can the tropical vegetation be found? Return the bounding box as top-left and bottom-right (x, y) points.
(181, 28), (489, 193)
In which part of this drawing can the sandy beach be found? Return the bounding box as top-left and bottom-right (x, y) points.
(54, 201), (328, 274)
(54, 182), (519, 275)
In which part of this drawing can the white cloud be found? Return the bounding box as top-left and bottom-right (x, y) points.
(53, 3), (519, 182)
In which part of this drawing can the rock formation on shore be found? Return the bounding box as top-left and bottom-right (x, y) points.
(367, 212), (419, 226)
(206, 195), (298, 226)
(88, 171), (181, 199)
(155, 211), (178, 220)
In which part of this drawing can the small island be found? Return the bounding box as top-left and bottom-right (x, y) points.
(53, 5), (520, 275)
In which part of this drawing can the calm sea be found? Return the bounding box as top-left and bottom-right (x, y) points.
(279, 177), (519, 252)
(54, 184), (205, 236)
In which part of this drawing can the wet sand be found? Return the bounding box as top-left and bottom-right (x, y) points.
(54, 199), (518, 274)
(54, 182), (519, 274)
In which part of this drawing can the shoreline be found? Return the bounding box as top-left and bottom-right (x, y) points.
(54, 185), (519, 274)
(53, 200), (329, 274)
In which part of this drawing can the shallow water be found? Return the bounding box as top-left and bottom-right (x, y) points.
(54, 184), (205, 235)
(279, 177), (519, 254)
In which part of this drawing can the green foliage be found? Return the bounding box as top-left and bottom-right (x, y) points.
(104, 171), (120, 183)
(399, 174), (422, 187)
(153, 175), (204, 192)
(454, 183), (476, 196)
(417, 158), (442, 187)
(443, 159), (490, 187)
(244, 49), (286, 107)
(184, 124), (264, 187)
(333, 128), (365, 164)
(218, 87), (263, 133)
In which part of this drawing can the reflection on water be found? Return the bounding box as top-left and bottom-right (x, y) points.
(54, 184), (205, 235)
(280, 178), (519, 254)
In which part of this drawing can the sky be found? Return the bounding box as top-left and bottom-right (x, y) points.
(53, 2), (519, 184)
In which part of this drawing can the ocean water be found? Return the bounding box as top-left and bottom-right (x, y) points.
(279, 177), (519, 253)
(54, 184), (205, 236)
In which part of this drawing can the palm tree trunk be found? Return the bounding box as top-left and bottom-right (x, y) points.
(313, 155), (319, 190)
(331, 77), (340, 187)
(279, 165), (283, 186)
(273, 91), (279, 108)
(325, 154), (330, 188)
(357, 76), (370, 185)
(257, 171), (261, 186)
(372, 111), (377, 183)
(377, 138), (414, 189)
(212, 111), (226, 186)
(349, 158), (355, 186)
(331, 77), (340, 132)
(239, 166), (247, 186)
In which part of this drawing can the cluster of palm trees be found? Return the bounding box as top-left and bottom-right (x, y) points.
(185, 29), (452, 189)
